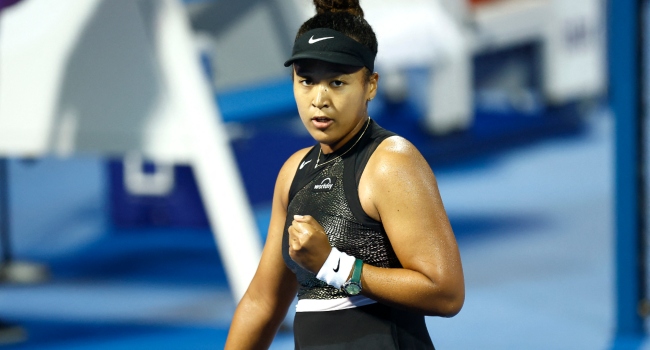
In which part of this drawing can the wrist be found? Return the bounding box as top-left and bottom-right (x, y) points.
(315, 247), (355, 289)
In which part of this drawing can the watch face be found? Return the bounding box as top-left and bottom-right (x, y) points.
(344, 282), (361, 295)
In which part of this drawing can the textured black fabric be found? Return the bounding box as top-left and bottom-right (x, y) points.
(293, 303), (436, 350)
(282, 119), (400, 300)
(284, 120), (436, 348)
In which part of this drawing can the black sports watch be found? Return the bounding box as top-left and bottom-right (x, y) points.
(342, 258), (363, 295)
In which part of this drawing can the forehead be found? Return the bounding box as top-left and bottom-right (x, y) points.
(293, 59), (363, 77)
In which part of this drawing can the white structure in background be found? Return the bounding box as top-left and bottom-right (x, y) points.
(364, 0), (473, 134)
(0, 0), (262, 302)
(467, 0), (606, 107)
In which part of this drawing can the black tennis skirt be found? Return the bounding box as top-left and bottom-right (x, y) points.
(293, 303), (435, 349)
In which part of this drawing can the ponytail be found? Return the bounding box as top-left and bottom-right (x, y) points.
(313, 0), (364, 17)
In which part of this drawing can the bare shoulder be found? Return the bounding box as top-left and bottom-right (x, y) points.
(275, 147), (313, 205)
(369, 136), (433, 180)
(359, 136), (438, 222)
(279, 146), (312, 178)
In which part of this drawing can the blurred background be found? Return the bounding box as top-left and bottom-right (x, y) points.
(0, 0), (645, 348)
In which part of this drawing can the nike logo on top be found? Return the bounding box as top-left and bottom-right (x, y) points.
(300, 160), (312, 169)
(309, 36), (334, 44)
(333, 258), (340, 272)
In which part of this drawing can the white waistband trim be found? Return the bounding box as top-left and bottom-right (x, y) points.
(295, 295), (377, 312)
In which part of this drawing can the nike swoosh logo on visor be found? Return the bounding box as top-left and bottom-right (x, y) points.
(309, 36), (334, 44)
(333, 258), (340, 272)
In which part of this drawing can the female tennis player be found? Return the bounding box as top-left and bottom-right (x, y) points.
(225, 1), (464, 348)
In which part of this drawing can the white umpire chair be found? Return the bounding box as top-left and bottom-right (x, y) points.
(0, 0), (262, 302)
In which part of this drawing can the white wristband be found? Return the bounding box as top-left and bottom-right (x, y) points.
(316, 247), (356, 289)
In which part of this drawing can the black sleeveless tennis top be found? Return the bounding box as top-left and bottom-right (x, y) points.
(282, 119), (402, 300)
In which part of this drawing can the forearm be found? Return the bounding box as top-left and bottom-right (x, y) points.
(359, 264), (464, 317)
(225, 294), (289, 350)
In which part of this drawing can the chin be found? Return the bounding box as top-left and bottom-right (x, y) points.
(309, 131), (337, 147)
(304, 124), (327, 137)
(308, 132), (329, 143)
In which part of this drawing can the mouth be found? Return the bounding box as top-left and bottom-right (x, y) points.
(311, 116), (333, 130)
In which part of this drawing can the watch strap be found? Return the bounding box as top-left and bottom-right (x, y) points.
(351, 258), (363, 283)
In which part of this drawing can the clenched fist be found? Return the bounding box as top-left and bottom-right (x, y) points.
(288, 215), (332, 274)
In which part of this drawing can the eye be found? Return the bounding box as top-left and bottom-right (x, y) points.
(330, 80), (344, 88)
(299, 79), (312, 86)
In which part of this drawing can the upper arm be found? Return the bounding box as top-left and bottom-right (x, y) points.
(360, 138), (463, 290)
(242, 147), (311, 312)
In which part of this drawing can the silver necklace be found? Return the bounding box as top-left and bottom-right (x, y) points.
(315, 117), (371, 169)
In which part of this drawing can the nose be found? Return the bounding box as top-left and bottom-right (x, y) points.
(312, 84), (329, 109)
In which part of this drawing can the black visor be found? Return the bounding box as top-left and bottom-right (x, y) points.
(284, 28), (376, 72)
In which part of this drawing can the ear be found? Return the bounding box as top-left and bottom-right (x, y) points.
(366, 72), (379, 102)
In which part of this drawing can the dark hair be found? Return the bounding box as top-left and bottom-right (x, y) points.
(296, 0), (378, 58)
